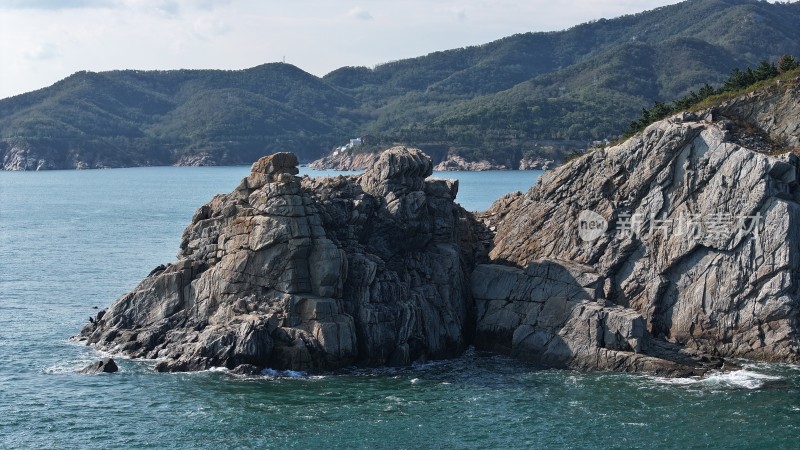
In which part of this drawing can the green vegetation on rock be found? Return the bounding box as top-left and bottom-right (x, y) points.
(626, 55), (800, 136)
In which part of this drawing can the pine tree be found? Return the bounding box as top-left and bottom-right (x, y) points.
(778, 54), (799, 73)
(754, 59), (779, 81)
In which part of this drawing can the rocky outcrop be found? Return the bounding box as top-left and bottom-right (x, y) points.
(77, 146), (728, 376)
(307, 150), (380, 171)
(1, 143), (61, 171)
(518, 158), (555, 170)
(79, 358), (119, 374)
(717, 77), (800, 149)
(78, 147), (473, 372)
(309, 150), (511, 172)
(472, 260), (722, 376)
(433, 154), (508, 171)
(487, 101), (800, 364)
(309, 150), (555, 172)
(174, 152), (219, 167)
(0, 139), (170, 170)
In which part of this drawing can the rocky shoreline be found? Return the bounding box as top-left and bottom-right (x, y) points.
(308, 149), (557, 172)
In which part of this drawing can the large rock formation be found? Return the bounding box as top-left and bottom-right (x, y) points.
(78, 147), (473, 372)
(76, 146), (724, 376)
(307, 150), (381, 171)
(485, 80), (800, 365)
(717, 76), (800, 150)
(472, 261), (720, 376)
(77, 77), (800, 376)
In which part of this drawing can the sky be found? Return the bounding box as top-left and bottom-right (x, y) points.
(0, 0), (689, 99)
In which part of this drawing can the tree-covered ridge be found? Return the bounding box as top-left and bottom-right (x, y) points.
(627, 55), (800, 136)
(2, 0), (800, 169)
(0, 64), (358, 165)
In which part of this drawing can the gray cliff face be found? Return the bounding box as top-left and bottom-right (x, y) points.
(79, 147), (472, 372)
(0, 140), (169, 170)
(474, 195), (730, 376)
(471, 261), (718, 376)
(486, 101), (800, 364)
(0, 143), (87, 171)
(717, 77), (800, 150)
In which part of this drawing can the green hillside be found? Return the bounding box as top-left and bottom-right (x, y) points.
(2, 0), (800, 169)
(0, 64), (356, 168)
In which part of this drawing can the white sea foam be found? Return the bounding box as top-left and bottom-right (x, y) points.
(260, 368), (307, 378)
(650, 369), (781, 390)
(43, 347), (120, 374)
(701, 370), (781, 389)
(649, 376), (698, 386)
(42, 360), (92, 375)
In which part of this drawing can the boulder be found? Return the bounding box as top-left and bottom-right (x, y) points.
(472, 261), (721, 376)
(79, 358), (119, 374)
(230, 364), (262, 376)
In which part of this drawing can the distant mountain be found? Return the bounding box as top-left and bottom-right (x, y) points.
(2, 0), (800, 170)
(0, 64), (356, 169)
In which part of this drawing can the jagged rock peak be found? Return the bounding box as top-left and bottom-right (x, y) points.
(251, 152), (299, 176)
(236, 151), (301, 193)
(360, 146), (433, 196)
(77, 147), (474, 373)
(372, 146), (433, 180)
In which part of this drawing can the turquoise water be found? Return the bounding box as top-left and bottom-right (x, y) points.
(1, 166), (799, 449)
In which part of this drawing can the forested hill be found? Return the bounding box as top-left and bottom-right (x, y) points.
(0, 64), (357, 169)
(2, 0), (800, 170)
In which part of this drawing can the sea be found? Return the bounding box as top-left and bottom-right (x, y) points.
(1, 166), (799, 449)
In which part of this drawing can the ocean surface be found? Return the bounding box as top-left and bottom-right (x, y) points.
(1, 166), (799, 449)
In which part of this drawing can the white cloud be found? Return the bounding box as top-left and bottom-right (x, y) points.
(195, 0), (229, 10)
(24, 42), (61, 60)
(347, 7), (373, 21)
(193, 15), (231, 38)
(152, 0), (180, 17)
(0, 0), (113, 9)
(452, 7), (467, 23)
